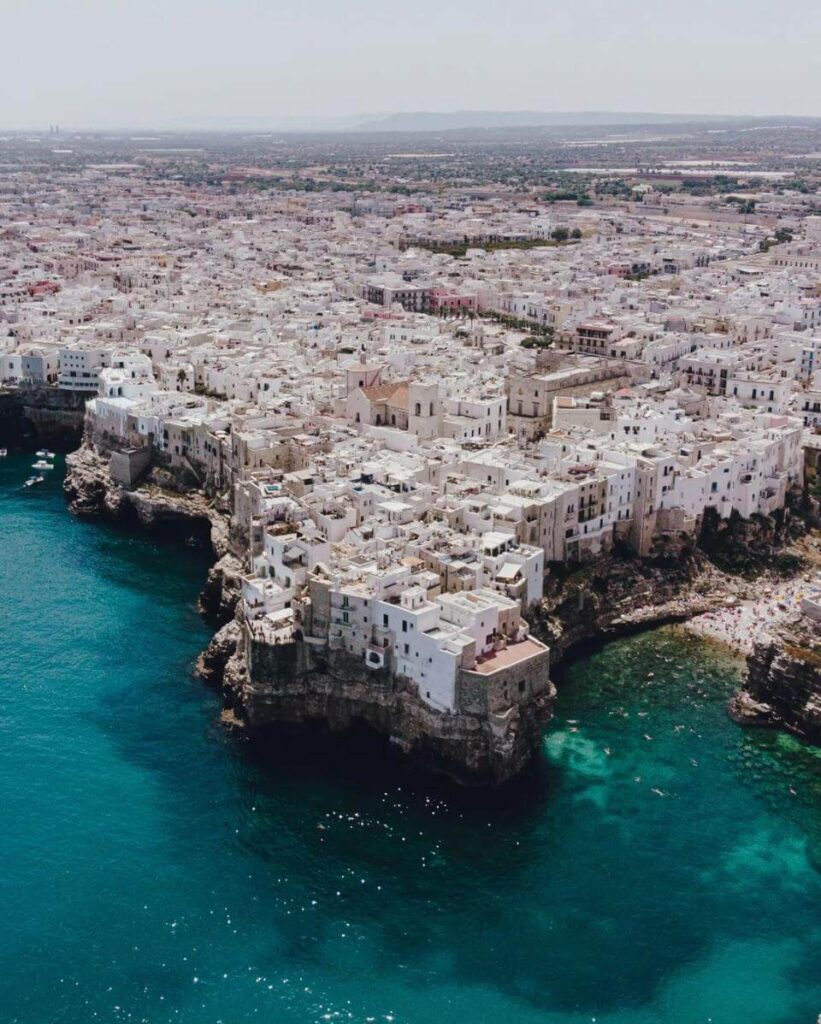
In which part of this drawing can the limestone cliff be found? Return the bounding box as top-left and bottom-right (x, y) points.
(61, 435), (818, 784)
(0, 386), (91, 451)
(529, 554), (745, 660)
(204, 553), (788, 785)
(64, 444), (228, 555)
(214, 625), (556, 786)
(198, 619), (243, 686)
(730, 618), (821, 744)
(199, 554), (244, 625)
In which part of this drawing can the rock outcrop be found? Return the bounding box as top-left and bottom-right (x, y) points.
(202, 552), (788, 785)
(64, 444), (227, 554)
(729, 617), (821, 744)
(199, 553), (244, 625)
(529, 554), (745, 660)
(698, 496), (810, 573)
(0, 385), (91, 451)
(197, 619), (243, 687)
(221, 629), (555, 786)
(61, 437), (819, 784)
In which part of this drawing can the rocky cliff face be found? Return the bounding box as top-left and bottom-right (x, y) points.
(729, 618), (821, 744)
(64, 444), (228, 555)
(61, 437), (819, 784)
(204, 553), (776, 786)
(698, 494), (811, 572)
(199, 554), (244, 626)
(212, 626), (556, 786)
(529, 554), (744, 660)
(0, 386), (91, 451)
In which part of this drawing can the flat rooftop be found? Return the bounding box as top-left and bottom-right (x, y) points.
(471, 637), (547, 675)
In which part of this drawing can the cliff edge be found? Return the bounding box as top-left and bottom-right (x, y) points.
(205, 619), (556, 786)
(729, 615), (821, 744)
(64, 444), (229, 556)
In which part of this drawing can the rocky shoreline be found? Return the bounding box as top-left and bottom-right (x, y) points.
(530, 554), (752, 663)
(63, 444), (244, 626)
(61, 438), (820, 782)
(218, 621), (556, 785)
(64, 445), (226, 550)
(198, 539), (788, 783)
(729, 616), (821, 744)
(0, 385), (91, 452)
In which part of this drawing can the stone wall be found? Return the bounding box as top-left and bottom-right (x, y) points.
(108, 447), (152, 487)
(456, 645), (551, 716)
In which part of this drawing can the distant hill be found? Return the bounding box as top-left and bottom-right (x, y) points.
(353, 110), (743, 132)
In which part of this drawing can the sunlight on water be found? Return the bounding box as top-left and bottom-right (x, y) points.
(1, 454), (820, 1024)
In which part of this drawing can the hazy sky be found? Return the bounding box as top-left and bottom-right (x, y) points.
(2, 0), (820, 129)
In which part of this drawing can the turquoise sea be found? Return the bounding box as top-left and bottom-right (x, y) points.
(1, 452), (820, 1024)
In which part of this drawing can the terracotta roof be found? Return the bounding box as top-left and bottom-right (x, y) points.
(362, 381), (410, 410)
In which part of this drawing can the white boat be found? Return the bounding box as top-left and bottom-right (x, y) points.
(35, 449), (55, 459)
(25, 475), (45, 487)
(0, 448), (7, 457)
(32, 460), (54, 470)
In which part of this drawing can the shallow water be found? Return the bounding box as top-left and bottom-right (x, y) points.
(1, 453), (820, 1024)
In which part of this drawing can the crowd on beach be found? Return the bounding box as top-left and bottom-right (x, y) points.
(684, 575), (821, 655)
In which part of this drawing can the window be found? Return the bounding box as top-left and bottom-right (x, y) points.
(402, 620), (408, 632)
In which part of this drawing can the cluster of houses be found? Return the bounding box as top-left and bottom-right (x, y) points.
(2, 160), (819, 713)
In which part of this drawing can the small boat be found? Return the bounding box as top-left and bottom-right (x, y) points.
(25, 475), (45, 487)
(32, 460), (54, 470)
(36, 449), (55, 459)
(0, 448), (7, 457)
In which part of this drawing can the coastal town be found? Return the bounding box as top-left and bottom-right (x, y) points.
(1, 126), (819, 778)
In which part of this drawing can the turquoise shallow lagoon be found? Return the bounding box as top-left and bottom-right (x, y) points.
(1, 453), (820, 1024)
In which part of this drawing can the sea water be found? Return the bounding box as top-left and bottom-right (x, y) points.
(1, 454), (820, 1024)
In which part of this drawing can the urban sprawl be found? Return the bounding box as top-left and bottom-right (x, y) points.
(2, 127), (820, 734)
